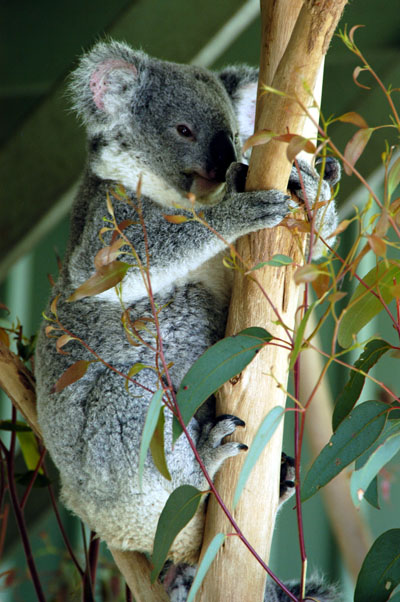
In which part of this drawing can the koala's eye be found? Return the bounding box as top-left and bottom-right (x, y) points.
(176, 124), (194, 139)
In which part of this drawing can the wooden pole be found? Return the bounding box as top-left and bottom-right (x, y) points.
(197, 2), (347, 601)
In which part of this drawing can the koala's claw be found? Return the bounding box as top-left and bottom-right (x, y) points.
(197, 414), (247, 478)
(279, 452), (296, 506)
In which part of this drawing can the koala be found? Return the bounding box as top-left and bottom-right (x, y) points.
(35, 40), (339, 597)
(166, 564), (337, 602)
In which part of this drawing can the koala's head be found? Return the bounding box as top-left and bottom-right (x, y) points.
(70, 41), (257, 206)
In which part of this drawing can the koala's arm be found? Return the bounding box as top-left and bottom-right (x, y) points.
(70, 173), (288, 303)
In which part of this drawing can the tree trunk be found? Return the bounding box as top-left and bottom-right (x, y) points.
(196, 2), (347, 601)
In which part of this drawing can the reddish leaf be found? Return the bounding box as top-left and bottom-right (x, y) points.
(286, 135), (316, 162)
(56, 334), (75, 353)
(52, 360), (90, 393)
(344, 128), (373, 175)
(94, 238), (125, 270)
(338, 111), (368, 129)
(311, 269), (331, 298)
(50, 294), (60, 317)
(353, 66), (371, 90)
(349, 24), (365, 43)
(163, 214), (189, 224)
(67, 261), (130, 301)
(327, 218), (351, 239)
(367, 234), (387, 258)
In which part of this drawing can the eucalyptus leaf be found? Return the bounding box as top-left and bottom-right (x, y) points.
(149, 406), (171, 482)
(302, 401), (387, 501)
(332, 339), (391, 430)
(17, 431), (43, 474)
(338, 263), (400, 348)
(151, 485), (203, 582)
(233, 407), (284, 508)
(187, 533), (226, 602)
(139, 389), (164, 488)
(355, 529), (400, 602)
(351, 430), (400, 507)
(173, 328), (273, 442)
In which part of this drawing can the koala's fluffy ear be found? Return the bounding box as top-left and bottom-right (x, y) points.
(218, 66), (258, 146)
(69, 40), (146, 128)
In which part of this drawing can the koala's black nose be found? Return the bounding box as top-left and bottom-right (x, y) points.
(207, 130), (237, 182)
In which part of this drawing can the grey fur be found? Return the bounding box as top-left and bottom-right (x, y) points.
(166, 564), (338, 602)
(35, 40), (338, 578)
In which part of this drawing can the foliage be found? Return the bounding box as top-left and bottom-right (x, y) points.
(1, 25), (400, 602)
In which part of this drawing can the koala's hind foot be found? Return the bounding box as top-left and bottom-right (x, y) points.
(279, 452), (296, 506)
(196, 414), (247, 480)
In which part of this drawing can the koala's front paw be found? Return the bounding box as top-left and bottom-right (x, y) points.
(279, 452), (296, 506)
(196, 414), (247, 479)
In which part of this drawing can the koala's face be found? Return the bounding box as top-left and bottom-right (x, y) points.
(72, 43), (243, 203)
(131, 62), (241, 198)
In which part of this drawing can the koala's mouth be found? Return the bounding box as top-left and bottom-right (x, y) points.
(187, 169), (226, 199)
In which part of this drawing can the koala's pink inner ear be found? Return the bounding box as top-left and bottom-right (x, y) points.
(89, 59), (138, 110)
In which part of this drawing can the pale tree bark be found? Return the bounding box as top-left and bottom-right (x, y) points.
(197, 2), (347, 601)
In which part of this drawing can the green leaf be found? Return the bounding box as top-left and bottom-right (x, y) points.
(187, 533), (226, 602)
(67, 260), (130, 301)
(351, 429), (400, 507)
(289, 301), (318, 370)
(338, 263), (400, 348)
(17, 431), (43, 474)
(15, 471), (52, 488)
(173, 328), (273, 443)
(151, 485), (203, 582)
(388, 155), (400, 199)
(0, 420), (31, 432)
(249, 255), (293, 271)
(149, 406), (171, 482)
(363, 476), (379, 509)
(355, 529), (400, 602)
(332, 339), (392, 430)
(139, 389), (165, 488)
(233, 407), (284, 509)
(301, 401), (387, 501)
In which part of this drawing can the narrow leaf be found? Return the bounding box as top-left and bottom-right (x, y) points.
(17, 431), (43, 473)
(388, 156), (400, 199)
(293, 264), (319, 284)
(355, 529), (400, 602)
(173, 328), (273, 442)
(0, 420), (31, 432)
(289, 301), (318, 370)
(163, 214), (189, 224)
(338, 262), (400, 348)
(367, 234), (386, 258)
(149, 406), (171, 482)
(67, 261), (130, 301)
(343, 127), (373, 175)
(56, 334), (75, 353)
(286, 135), (316, 162)
(242, 129), (274, 153)
(302, 401), (387, 501)
(139, 389), (164, 488)
(151, 485), (203, 582)
(351, 430), (400, 507)
(332, 339), (392, 430)
(233, 407), (284, 508)
(248, 254), (293, 271)
(187, 534), (226, 602)
(337, 111), (368, 128)
(52, 360), (90, 393)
